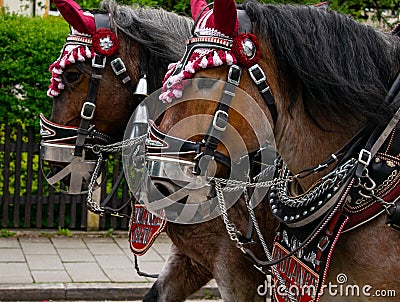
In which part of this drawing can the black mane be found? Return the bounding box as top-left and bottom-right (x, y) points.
(100, 0), (193, 92)
(244, 1), (400, 126)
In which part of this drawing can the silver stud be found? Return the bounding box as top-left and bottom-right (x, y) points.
(242, 38), (256, 58)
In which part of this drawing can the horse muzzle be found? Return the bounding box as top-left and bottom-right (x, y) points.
(123, 118), (244, 224)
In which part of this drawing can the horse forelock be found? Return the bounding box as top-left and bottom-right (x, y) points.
(244, 1), (400, 127)
(99, 0), (193, 92)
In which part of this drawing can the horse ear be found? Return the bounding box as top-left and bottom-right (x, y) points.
(213, 0), (238, 37)
(53, 0), (95, 35)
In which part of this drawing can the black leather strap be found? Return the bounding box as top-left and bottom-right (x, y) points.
(110, 57), (136, 94)
(355, 72), (400, 177)
(74, 71), (103, 156)
(94, 13), (110, 30)
(238, 9), (252, 34)
(248, 64), (277, 126)
(196, 65), (242, 175)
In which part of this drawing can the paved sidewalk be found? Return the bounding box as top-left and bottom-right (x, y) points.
(0, 230), (220, 301)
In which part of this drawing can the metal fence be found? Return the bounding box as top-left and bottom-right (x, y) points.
(0, 125), (131, 230)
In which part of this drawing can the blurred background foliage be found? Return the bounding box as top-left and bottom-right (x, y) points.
(1, 0), (399, 130)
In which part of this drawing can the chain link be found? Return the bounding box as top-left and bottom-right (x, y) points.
(277, 159), (357, 208)
(209, 176), (292, 192)
(86, 153), (105, 214)
(215, 179), (295, 301)
(243, 190), (296, 301)
(214, 180), (244, 250)
(87, 135), (146, 154)
(85, 135), (146, 214)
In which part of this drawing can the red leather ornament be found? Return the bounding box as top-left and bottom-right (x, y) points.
(92, 28), (119, 56)
(232, 33), (260, 68)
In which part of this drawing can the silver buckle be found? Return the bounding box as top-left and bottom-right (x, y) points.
(227, 64), (242, 86)
(213, 110), (229, 131)
(358, 149), (371, 166)
(92, 54), (106, 69)
(110, 58), (126, 76)
(317, 235), (330, 252)
(248, 64), (266, 85)
(81, 102), (96, 120)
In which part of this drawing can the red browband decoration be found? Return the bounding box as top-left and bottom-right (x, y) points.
(91, 28), (120, 56)
(232, 33), (260, 68)
(188, 36), (233, 47)
(66, 35), (93, 45)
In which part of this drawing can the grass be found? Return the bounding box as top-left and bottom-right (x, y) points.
(105, 228), (114, 237)
(56, 226), (72, 237)
(203, 289), (214, 299)
(0, 228), (16, 238)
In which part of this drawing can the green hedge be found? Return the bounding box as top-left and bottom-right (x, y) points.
(0, 13), (69, 129)
(0, 0), (397, 131)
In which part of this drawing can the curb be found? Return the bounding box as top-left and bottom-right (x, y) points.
(0, 283), (221, 301)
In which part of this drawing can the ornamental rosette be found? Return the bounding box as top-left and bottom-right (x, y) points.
(232, 33), (260, 68)
(92, 28), (119, 56)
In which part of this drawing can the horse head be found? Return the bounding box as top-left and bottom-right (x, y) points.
(132, 0), (277, 225)
(157, 0), (400, 190)
(41, 0), (192, 195)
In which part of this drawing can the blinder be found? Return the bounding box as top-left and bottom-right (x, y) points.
(40, 114), (108, 194)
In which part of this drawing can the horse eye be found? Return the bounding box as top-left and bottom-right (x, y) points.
(64, 72), (81, 83)
(197, 78), (216, 90)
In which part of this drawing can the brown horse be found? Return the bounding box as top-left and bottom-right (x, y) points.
(150, 0), (400, 301)
(44, 1), (274, 301)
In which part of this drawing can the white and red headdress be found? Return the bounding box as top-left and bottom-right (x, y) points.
(47, 0), (119, 97)
(159, 0), (260, 103)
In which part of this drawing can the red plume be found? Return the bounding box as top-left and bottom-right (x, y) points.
(214, 0), (238, 37)
(54, 0), (95, 35)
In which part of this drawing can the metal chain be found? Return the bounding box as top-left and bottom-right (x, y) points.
(277, 159), (357, 208)
(87, 135), (146, 154)
(243, 189), (295, 302)
(86, 153), (105, 214)
(214, 180), (245, 251)
(215, 179), (295, 301)
(85, 135), (146, 214)
(209, 176), (292, 192)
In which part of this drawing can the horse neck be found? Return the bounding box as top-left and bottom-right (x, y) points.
(274, 98), (362, 191)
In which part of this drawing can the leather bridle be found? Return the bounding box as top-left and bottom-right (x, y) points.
(149, 10), (277, 178)
(40, 12), (148, 196)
